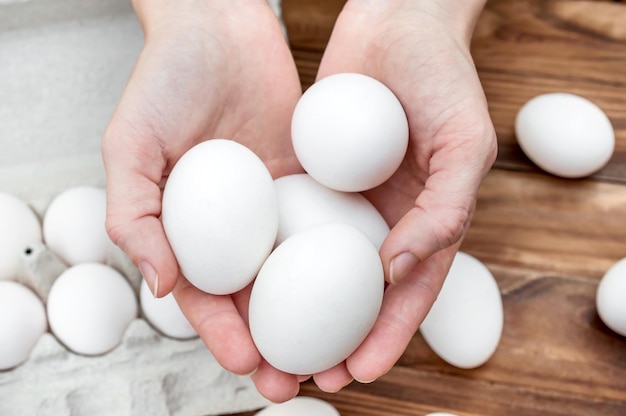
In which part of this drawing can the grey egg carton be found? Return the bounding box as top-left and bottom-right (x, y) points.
(0, 319), (268, 416)
(1, 240), (269, 416)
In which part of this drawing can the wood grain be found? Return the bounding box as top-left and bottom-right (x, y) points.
(233, 1), (626, 415)
(473, 0), (626, 180)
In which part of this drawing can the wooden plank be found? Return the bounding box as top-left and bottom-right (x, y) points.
(462, 168), (626, 278)
(472, 0), (626, 180)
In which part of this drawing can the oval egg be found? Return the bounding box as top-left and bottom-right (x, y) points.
(140, 279), (197, 340)
(274, 173), (389, 249)
(47, 263), (138, 355)
(0, 193), (42, 280)
(43, 186), (115, 265)
(596, 257), (626, 337)
(291, 73), (409, 192)
(162, 139), (278, 295)
(0, 281), (47, 370)
(420, 252), (503, 369)
(515, 92), (614, 178)
(255, 396), (339, 416)
(249, 223), (384, 375)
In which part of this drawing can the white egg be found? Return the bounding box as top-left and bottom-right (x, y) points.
(515, 93), (614, 178)
(425, 413), (459, 416)
(0, 281), (47, 370)
(291, 73), (409, 192)
(596, 257), (626, 337)
(0, 193), (42, 280)
(162, 139), (278, 295)
(43, 186), (115, 265)
(140, 279), (197, 340)
(274, 173), (389, 249)
(255, 396), (339, 416)
(249, 223), (384, 375)
(420, 252), (503, 369)
(47, 263), (138, 355)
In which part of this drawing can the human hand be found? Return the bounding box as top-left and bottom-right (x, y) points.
(309, 0), (498, 391)
(102, 0), (304, 400)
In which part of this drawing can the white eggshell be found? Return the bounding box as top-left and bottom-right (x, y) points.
(47, 263), (138, 355)
(0, 281), (47, 370)
(43, 186), (115, 265)
(162, 139), (278, 295)
(0, 193), (42, 280)
(274, 173), (389, 249)
(140, 279), (197, 340)
(596, 257), (626, 336)
(420, 252), (503, 369)
(291, 73), (409, 192)
(249, 223), (384, 375)
(425, 413), (459, 416)
(515, 93), (614, 178)
(255, 396), (339, 416)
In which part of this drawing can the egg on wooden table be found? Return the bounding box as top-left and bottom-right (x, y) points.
(0, 193), (42, 280)
(0, 281), (47, 370)
(515, 92), (614, 178)
(249, 223), (384, 375)
(255, 396), (339, 416)
(161, 139), (278, 295)
(291, 72), (409, 192)
(420, 252), (503, 369)
(274, 173), (389, 249)
(46, 263), (137, 355)
(43, 186), (116, 265)
(140, 279), (197, 340)
(596, 257), (626, 337)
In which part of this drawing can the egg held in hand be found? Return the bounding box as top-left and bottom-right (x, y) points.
(161, 139), (279, 295)
(249, 223), (384, 375)
(274, 173), (389, 249)
(291, 72), (409, 192)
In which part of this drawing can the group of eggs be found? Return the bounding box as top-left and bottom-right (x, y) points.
(0, 187), (197, 371)
(161, 73), (503, 379)
(1, 71), (624, 414)
(254, 78), (624, 413)
(515, 92), (626, 338)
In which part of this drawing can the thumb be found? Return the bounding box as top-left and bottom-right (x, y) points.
(102, 121), (179, 298)
(380, 133), (496, 285)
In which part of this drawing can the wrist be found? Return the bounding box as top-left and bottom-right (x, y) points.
(344, 0), (487, 44)
(132, 0), (273, 37)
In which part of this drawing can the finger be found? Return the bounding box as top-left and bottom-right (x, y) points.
(346, 246), (457, 383)
(173, 277), (261, 375)
(251, 360), (300, 403)
(381, 128), (496, 285)
(313, 362), (353, 393)
(102, 122), (179, 298)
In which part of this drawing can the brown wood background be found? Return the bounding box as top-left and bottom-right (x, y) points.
(234, 1), (626, 414)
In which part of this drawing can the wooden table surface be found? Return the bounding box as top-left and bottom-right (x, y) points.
(236, 1), (626, 414)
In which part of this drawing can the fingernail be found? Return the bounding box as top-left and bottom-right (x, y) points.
(138, 261), (159, 298)
(354, 376), (377, 384)
(389, 252), (418, 284)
